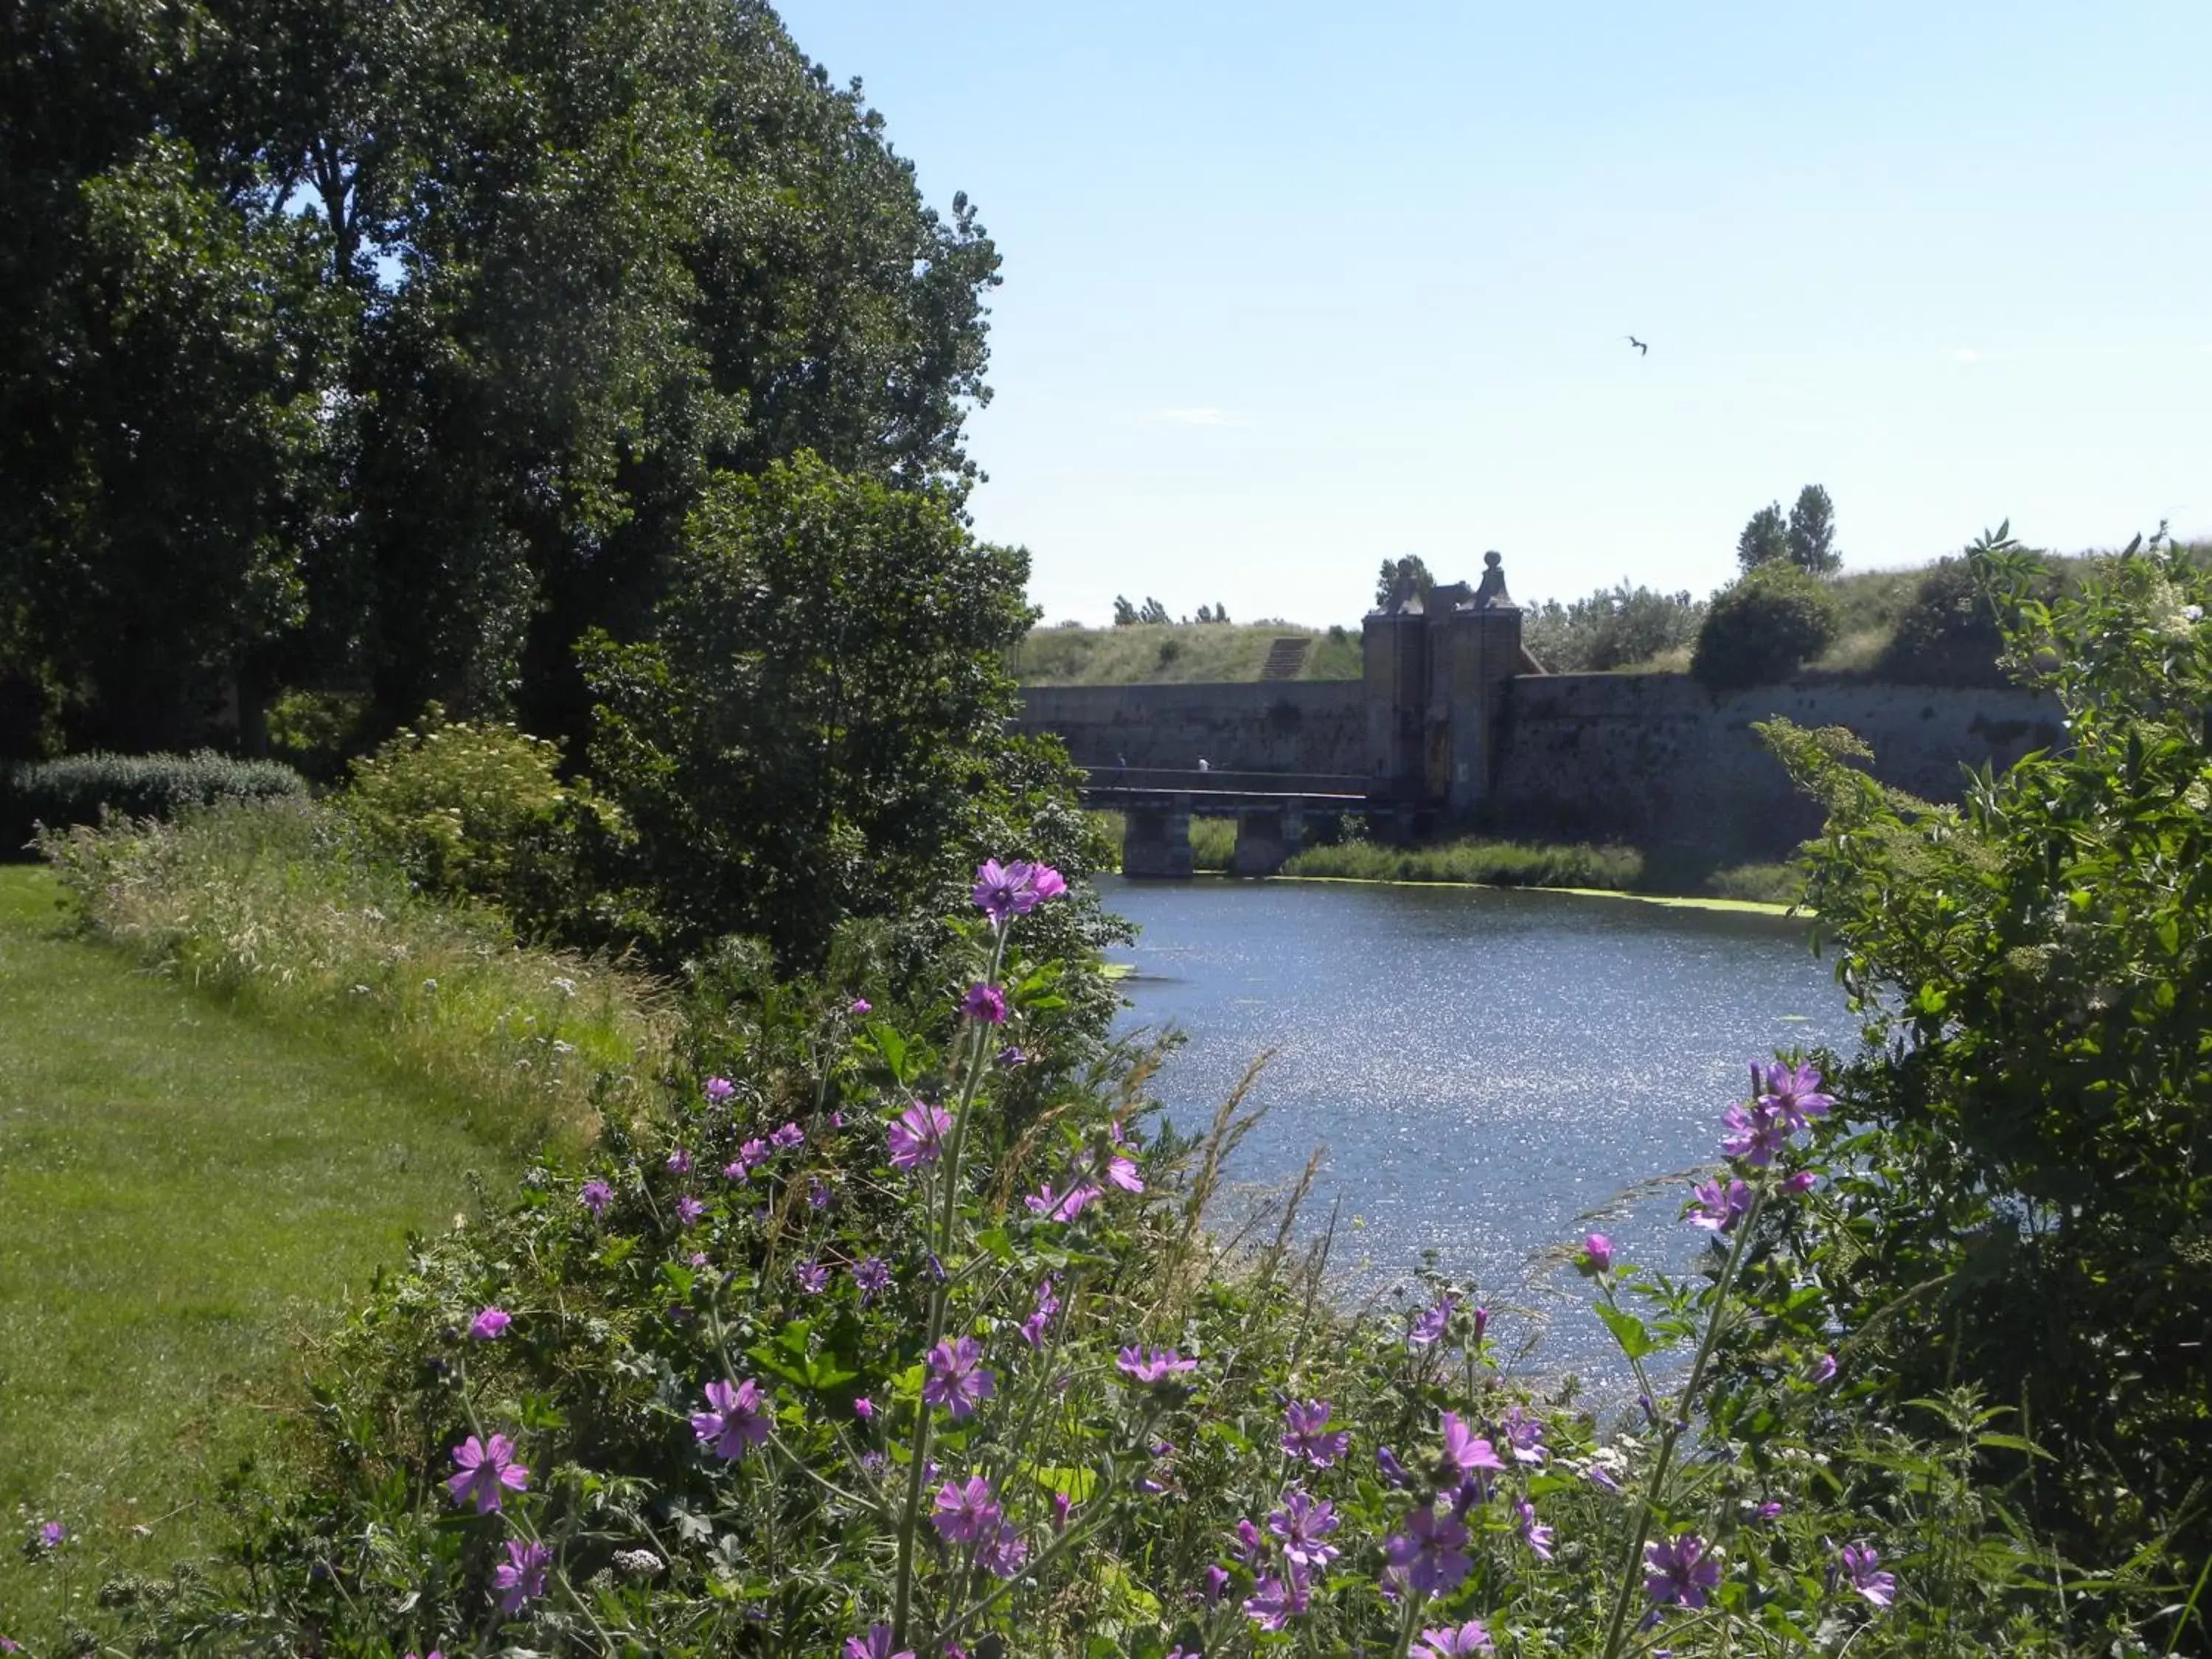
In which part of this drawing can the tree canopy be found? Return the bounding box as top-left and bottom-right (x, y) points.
(0, 0), (1001, 757)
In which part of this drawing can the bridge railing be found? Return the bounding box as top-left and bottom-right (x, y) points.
(1077, 766), (1371, 798)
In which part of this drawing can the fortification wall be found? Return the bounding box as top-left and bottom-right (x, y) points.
(1013, 681), (1366, 776)
(1489, 674), (2064, 858)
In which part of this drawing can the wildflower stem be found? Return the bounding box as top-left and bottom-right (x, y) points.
(893, 923), (1011, 1646)
(1596, 1183), (1769, 1659)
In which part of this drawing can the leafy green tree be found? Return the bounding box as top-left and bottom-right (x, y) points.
(1137, 597), (1170, 625)
(1691, 563), (1838, 686)
(1374, 553), (1434, 611)
(580, 452), (1113, 976)
(1785, 484), (1840, 574)
(1735, 502), (1789, 573)
(1762, 525), (2212, 1572)
(1522, 581), (1703, 672)
(1112, 596), (1138, 626)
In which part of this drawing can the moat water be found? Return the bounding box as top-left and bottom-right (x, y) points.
(1101, 874), (1857, 1380)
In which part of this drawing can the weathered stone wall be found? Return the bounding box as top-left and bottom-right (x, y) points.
(1013, 681), (1367, 776)
(1489, 674), (2065, 858)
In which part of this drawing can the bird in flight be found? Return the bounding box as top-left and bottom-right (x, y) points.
(1625, 335), (1649, 355)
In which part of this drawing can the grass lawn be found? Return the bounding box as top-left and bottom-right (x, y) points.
(0, 865), (528, 1644)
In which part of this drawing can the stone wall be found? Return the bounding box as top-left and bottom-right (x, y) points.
(1013, 681), (1367, 776)
(1489, 673), (2065, 858)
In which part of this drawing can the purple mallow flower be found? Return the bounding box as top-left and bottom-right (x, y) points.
(1116, 1345), (1197, 1384)
(1408, 1293), (1456, 1346)
(703, 1075), (735, 1102)
(1281, 1399), (1351, 1467)
(1385, 1505), (1472, 1598)
(931, 1475), (1003, 1545)
(1441, 1412), (1506, 1478)
(849, 998), (872, 1016)
(1644, 1532), (1721, 1610)
(845, 1624), (914, 1659)
(959, 982), (1008, 1024)
(1024, 1180), (1102, 1221)
(469, 1306), (512, 1341)
(1203, 1564), (1230, 1604)
(1516, 1498), (1554, 1560)
(666, 1147), (692, 1175)
(1268, 1489), (1340, 1569)
(1019, 1278), (1060, 1349)
(1783, 1169), (1818, 1194)
(1579, 1232), (1613, 1274)
(1243, 1565), (1312, 1631)
(922, 1335), (995, 1419)
(580, 1179), (612, 1217)
(852, 1256), (891, 1301)
(971, 858), (1066, 924)
(1809, 1351), (1839, 1385)
(794, 1260), (829, 1294)
(1722, 1101), (1790, 1166)
(1377, 1444), (1413, 1488)
(1840, 1542), (1896, 1607)
(888, 1102), (953, 1170)
(37, 1522), (67, 1551)
(995, 1043), (1026, 1068)
(447, 1434), (530, 1512)
(1762, 1060), (1834, 1130)
(1500, 1404), (1547, 1465)
(1412, 1622), (1495, 1658)
(692, 1377), (771, 1459)
(675, 1195), (706, 1226)
(976, 1520), (1029, 1579)
(493, 1538), (552, 1614)
(1688, 1176), (1753, 1233)
(769, 1121), (805, 1151)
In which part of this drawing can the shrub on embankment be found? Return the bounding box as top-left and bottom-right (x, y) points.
(1284, 835), (1646, 890)
(40, 798), (672, 1150)
(0, 748), (307, 853)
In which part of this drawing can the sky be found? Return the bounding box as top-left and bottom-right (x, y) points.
(774, 1), (2212, 627)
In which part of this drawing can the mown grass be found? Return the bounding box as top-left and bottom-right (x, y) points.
(1016, 621), (1361, 685)
(1281, 836), (1645, 889)
(1705, 860), (1805, 904)
(0, 866), (545, 1643)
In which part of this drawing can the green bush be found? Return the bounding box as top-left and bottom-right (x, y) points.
(1690, 564), (1840, 688)
(1523, 582), (1705, 672)
(1283, 835), (1645, 890)
(1874, 551), (2064, 686)
(0, 748), (306, 852)
(1762, 526), (2212, 1579)
(341, 708), (637, 945)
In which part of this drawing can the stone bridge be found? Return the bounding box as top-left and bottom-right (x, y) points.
(1081, 768), (1370, 877)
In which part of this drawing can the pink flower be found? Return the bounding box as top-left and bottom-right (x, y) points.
(468, 1306), (511, 1340)
(1840, 1541), (1896, 1607)
(888, 1102), (953, 1170)
(675, 1195), (706, 1226)
(1024, 1180), (1101, 1221)
(580, 1179), (611, 1217)
(1515, 1498), (1554, 1560)
(769, 1122), (805, 1150)
(1281, 1399), (1350, 1467)
(853, 1397), (874, 1419)
(692, 1377), (771, 1458)
(1385, 1505), (1470, 1597)
(960, 983), (1007, 1024)
(922, 1335), (995, 1419)
(844, 1624), (913, 1659)
(446, 1434), (529, 1512)
(932, 1475), (1002, 1545)
(1116, 1345), (1197, 1384)
(666, 1147), (692, 1174)
(1242, 1565), (1312, 1630)
(1440, 1411), (1506, 1477)
(1579, 1232), (1613, 1274)
(849, 998), (872, 1016)
(1808, 1351), (1839, 1384)
(493, 1538), (551, 1613)
(703, 1076), (735, 1102)
(1412, 1622), (1495, 1658)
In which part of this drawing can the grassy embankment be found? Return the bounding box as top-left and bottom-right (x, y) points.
(0, 817), (670, 1641)
(1016, 620), (1360, 684)
(1087, 810), (1801, 903)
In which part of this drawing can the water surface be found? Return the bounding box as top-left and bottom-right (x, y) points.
(1102, 875), (1856, 1374)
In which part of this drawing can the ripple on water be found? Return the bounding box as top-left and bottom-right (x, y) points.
(1100, 876), (1857, 1381)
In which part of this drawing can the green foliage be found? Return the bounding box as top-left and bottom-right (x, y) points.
(581, 452), (1119, 990)
(1283, 835), (1646, 890)
(1875, 551), (2065, 687)
(341, 707), (638, 944)
(1736, 501), (1790, 572)
(1787, 484), (1842, 574)
(1761, 524), (2212, 1574)
(1375, 553), (1436, 611)
(1692, 564), (1841, 688)
(1, 748), (306, 850)
(1523, 581), (1705, 672)
(2, 0), (1001, 751)
(1015, 621), (1357, 686)
(39, 799), (673, 1149)
(1703, 861), (1802, 904)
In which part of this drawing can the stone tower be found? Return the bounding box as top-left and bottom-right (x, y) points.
(1360, 551), (1527, 813)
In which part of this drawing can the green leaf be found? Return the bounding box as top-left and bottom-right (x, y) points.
(1596, 1302), (1660, 1360)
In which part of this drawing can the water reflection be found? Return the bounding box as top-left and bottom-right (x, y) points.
(1102, 875), (1856, 1377)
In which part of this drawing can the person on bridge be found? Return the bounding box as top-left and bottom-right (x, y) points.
(1197, 757), (1210, 773)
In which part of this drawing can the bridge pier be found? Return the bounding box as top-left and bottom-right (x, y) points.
(1121, 796), (1194, 878)
(1230, 802), (1305, 877)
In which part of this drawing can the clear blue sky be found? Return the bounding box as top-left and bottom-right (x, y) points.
(776, 1), (2211, 626)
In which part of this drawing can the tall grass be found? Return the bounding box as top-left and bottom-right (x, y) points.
(1281, 836), (1645, 891)
(40, 799), (674, 1150)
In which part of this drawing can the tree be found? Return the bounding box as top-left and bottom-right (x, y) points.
(1785, 484), (1840, 574)
(1522, 582), (1704, 672)
(1111, 597), (1138, 626)
(1735, 503), (1790, 573)
(1374, 554), (1434, 611)
(1137, 597), (1169, 625)
(1691, 563), (1838, 686)
(580, 452), (1104, 967)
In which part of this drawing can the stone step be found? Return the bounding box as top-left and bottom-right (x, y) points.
(1259, 636), (1311, 681)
